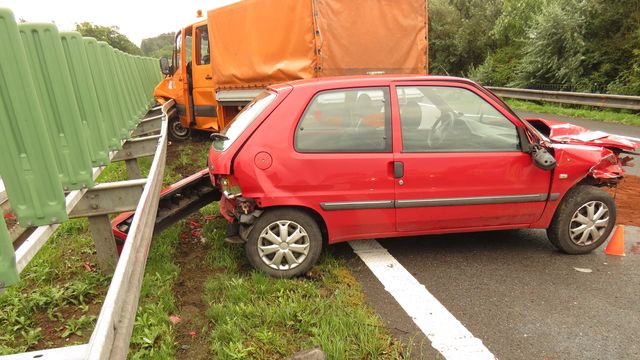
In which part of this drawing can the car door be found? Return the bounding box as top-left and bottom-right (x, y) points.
(290, 86), (397, 242)
(391, 81), (552, 232)
(189, 23), (218, 131)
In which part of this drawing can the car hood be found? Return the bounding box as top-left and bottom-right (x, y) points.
(525, 118), (640, 153)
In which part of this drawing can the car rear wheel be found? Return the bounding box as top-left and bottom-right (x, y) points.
(547, 185), (616, 254)
(168, 118), (191, 142)
(245, 209), (323, 278)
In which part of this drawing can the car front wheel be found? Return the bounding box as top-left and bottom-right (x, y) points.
(245, 209), (323, 278)
(547, 185), (616, 254)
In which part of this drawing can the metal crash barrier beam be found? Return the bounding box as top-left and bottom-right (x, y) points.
(487, 86), (640, 111)
(0, 100), (172, 360)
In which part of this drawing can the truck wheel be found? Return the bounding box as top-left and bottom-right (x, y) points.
(547, 185), (616, 254)
(168, 118), (191, 142)
(245, 209), (323, 278)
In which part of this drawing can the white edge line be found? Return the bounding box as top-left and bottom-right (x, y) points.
(350, 240), (495, 360)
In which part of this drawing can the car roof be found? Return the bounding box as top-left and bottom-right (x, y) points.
(270, 75), (478, 92)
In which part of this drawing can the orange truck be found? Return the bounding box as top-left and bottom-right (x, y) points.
(154, 0), (428, 140)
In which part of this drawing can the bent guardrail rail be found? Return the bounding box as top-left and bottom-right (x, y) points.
(0, 6), (168, 359)
(487, 86), (640, 111)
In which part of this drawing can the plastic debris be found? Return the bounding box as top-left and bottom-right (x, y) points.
(573, 267), (593, 273)
(169, 315), (182, 325)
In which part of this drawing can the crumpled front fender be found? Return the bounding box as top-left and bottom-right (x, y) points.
(588, 149), (625, 181)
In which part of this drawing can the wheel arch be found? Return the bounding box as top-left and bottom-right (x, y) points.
(242, 205), (330, 247)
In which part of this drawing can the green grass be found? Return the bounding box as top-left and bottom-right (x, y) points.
(128, 225), (181, 359)
(506, 99), (640, 126)
(2, 140), (407, 359)
(0, 219), (110, 354)
(0, 154), (155, 355)
(199, 206), (403, 360)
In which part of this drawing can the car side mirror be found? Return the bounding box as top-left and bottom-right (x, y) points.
(531, 145), (556, 170)
(159, 57), (171, 75)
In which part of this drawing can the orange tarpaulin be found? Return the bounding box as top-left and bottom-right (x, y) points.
(208, 0), (427, 88)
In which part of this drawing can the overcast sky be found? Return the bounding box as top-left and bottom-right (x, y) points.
(0, 0), (242, 46)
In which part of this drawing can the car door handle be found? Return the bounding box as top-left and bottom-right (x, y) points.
(393, 161), (404, 179)
(205, 74), (212, 80)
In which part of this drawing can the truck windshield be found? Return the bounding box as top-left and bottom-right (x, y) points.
(213, 91), (277, 151)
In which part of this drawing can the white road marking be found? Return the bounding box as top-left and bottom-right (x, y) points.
(350, 240), (495, 360)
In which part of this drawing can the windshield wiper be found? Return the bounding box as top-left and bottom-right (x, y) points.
(210, 133), (229, 141)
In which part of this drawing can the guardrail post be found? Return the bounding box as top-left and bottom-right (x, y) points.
(0, 216), (19, 291)
(88, 216), (119, 273)
(125, 160), (142, 180)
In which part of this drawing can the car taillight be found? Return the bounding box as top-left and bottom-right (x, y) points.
(219, 175), (242, 199)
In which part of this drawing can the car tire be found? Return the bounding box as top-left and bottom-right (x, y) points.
(244, 209), (323, 278)
(168, 117), (191, 142)
(547, 185), (616, 254)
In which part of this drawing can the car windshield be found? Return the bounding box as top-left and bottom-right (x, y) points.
(213, 91), (277, 151)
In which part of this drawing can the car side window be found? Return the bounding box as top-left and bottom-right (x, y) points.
(295, 88), (391, 153)
(396, 86), (520, 152)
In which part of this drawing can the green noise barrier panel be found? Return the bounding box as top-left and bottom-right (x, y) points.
(0, 9), (67, 227)
(83, 37), (123, 150)
(19, 23), (94, 190)
(0, 6), (161, 290)
(60, 31), (111, 167)
(0, 216), (19, 289)
(98, 41), (131, 139)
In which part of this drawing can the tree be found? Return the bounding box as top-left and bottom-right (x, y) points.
(514, 0), (587, 88)
(75, 22), (142, 55)
(428, 0), (503, 76)
(140, 33), (175, 59)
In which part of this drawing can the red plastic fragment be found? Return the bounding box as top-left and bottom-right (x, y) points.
(189, 330), (197, 338)
(169, 315), (182, 325)
(3, 212), (14, 220)
(83, 261), (93, 272)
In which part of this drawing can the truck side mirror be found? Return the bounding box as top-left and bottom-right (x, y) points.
(159, 57), (171, 75)
(531, 145), (556, 170)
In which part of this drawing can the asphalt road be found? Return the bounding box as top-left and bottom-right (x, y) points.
(339, 112), (640, 359)
(516, 110), (640, 176)
(340, 226), (640, 360)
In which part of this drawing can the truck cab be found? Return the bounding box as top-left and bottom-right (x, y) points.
(155, 19), (220, 140)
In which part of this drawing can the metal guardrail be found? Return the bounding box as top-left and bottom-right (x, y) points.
(1, 101), (170, 360)
(0, 6), (169, 359)
(487, 87), (640, 111)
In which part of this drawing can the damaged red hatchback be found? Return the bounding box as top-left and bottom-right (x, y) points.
(208, 76), (639, 277)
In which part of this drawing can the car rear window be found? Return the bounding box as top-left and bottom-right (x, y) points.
(295, 87), (391, 153)
(213, 91), (277, 151)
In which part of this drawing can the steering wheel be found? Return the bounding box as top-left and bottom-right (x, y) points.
(427, 111), (455, 148)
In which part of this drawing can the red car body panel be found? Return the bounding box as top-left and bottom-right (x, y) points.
(208, 76), (636, 244)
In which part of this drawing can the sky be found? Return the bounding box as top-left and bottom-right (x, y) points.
(0, 0), (242, 46)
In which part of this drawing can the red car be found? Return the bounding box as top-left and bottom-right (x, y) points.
(208, 75), (638, 278)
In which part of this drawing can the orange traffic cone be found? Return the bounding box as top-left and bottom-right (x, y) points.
(605, 225), (625, 256)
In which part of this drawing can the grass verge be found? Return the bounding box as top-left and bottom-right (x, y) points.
(506, 99), (640, 126)
(2, 137), (406, 359)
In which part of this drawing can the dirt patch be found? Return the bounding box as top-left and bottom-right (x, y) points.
(166, 133), (210, 178)
(610, 175), (640, 227)
(32, 303), (102, 350)
(172, 214), (222, 360)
